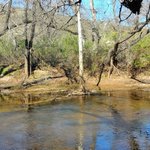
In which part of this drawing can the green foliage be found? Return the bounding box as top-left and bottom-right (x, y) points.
(83, 40), (105, 75)
(34, 38), (61, 66)
(17, 39), (25, 52)
(0, 21), (149, 77)
(0, 38), (24, 64)
(84, 40), (93, 50)
(0, 39), (13, 58)
(0, 66), (3, 75)
(59, 33), (78, 58)
(1, 65), (13, 76)
(34, 34), (78, 67)
(131, 35), (150, 68)
(107, 31), (118, 41)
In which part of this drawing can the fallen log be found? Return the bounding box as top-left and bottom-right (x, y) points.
(22, 75), (64, 88)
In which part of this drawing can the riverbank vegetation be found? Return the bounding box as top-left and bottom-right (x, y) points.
(0, 0), (150, 94)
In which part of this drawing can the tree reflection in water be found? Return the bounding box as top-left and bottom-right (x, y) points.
(0, 89), (150, 149)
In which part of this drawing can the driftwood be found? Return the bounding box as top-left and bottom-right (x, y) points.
(0, 75), (64, 90)
(22, 75), (64, 88)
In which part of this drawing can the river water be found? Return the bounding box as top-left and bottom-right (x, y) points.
(0, 89), (150, 150)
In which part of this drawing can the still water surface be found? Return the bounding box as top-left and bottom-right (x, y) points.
(0, 89), (150, 150)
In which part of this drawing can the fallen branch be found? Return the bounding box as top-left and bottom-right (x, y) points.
(131, 77), (150, 84)
(22, 75), (64, 88)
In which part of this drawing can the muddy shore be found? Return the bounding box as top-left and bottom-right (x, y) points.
(0, 69), (150, 95)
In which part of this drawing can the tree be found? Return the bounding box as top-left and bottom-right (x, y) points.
(0, 0), (149, 87)
(97, 0), (150, 86)
(77, 4), (84, 83)
(66, 0), (85, 90)
(0, 0), (78, 77)
(24, 0), (37, 77)
(0, 0), (12, 37)
(90, 0), (100, 50)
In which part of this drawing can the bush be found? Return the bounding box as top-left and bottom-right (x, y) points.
(0, 38), (24, 64)
(131, 35), (150, 68)
(34, 34), (79, 67)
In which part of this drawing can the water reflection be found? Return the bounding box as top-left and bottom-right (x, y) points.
(0, 89), (150, 149)
(0, 92), (56, 112)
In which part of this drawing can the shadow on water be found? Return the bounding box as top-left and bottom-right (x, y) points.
(0, 89), (150, 149)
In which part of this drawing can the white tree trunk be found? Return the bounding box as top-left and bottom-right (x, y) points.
(77, 6), (83, 78)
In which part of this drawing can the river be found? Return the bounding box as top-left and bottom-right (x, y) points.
(0, 89), (150, 150)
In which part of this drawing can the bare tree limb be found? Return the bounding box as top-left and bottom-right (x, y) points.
(0, 0), (12, 36)
(0, 20), (32, 37)
(97, 1), (150, 86)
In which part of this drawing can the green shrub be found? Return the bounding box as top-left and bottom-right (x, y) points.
(0, 38), (24, 64)
(34, 34), (78, 67)
(131, 35), (150, 68)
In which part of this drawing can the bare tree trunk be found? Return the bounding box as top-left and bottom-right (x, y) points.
(24, 0), (36, 77)
(77, 5), (86, 91)
(77, 6), (83, 78)
(25, 49), (30, 77)
(90, 0), (100, 50)
(0, 0), (12, 37)
(24, 0), (30, 77)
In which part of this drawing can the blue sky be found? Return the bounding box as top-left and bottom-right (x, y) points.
(0, 0), (119, 20)
(81, 0), (118, 20)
